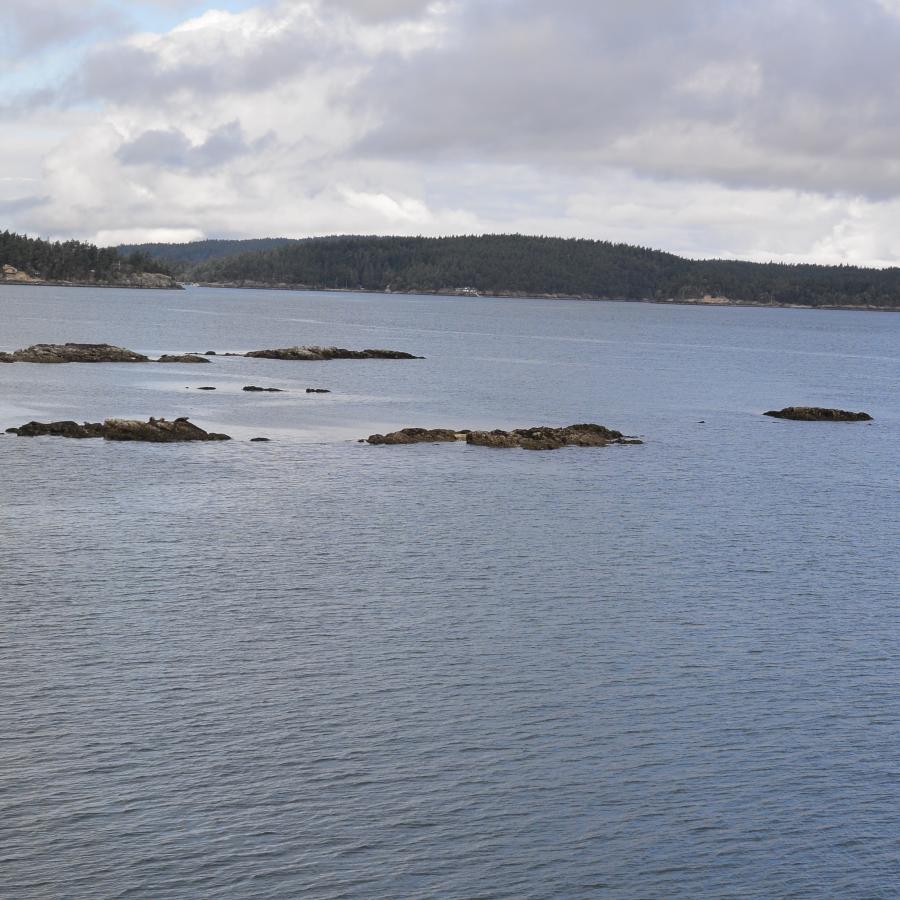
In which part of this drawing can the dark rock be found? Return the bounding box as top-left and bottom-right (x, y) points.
(305, 388), (331, 393)
(0, 353), (14, 363)
(250, 437), (271, 442)
(7, 420), (106, 438)
(466, 423), (642, 451)
(8, 343), (149, 363)
(245, 346), (423, 361)
(366, 428), (467, 445)
(7, 416), (231, 442)
(157, 354), (209, 363)
(764, 406), (873, 422)
(197, 386), (217, 390)
(366, 423), (641, 450)
(204, 351), (216, 355)
(243, 385), (284, 392)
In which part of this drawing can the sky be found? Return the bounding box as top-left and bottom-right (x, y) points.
(4, 0), (900, 264)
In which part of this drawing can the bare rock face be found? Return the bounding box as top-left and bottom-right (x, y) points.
(764, 407), (873, 421)
(366, 423), (641, 450)
(157, 354), (210, 363)
(366, 428), (463, 445)
(7, 343), (149, 363)
(245, 346), (423, 360)
(7, 416), (230, 442)
(466, 423), (641, 450)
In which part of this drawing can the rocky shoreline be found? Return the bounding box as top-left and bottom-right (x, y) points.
(193, 281), (900, 313)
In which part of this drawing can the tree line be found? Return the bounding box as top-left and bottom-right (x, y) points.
(139, 233), (900, 309)
(0, 230), (170, 282)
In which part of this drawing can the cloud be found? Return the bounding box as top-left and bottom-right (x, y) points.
(5, 0), (900, 266)
(116, 121), (273, 169)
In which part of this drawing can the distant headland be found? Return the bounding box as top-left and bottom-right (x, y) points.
(5, 229), (900, 309)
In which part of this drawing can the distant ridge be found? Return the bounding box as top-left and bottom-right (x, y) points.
(119, 233), (900, 310)
(116, 237), (302, 265)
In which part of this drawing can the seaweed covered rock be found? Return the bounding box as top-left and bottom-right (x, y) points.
(764, 407), (872, 421)
(7, 416), (230, 442)
(366, 428), (463, 445)
(157, 354), (209, 363)
(245, 346), (422, 361)
(366, 423), (641, 450)
(466, 423), (640, 450)
(7, 343), (149, 363)
(6, 420), (106, 438)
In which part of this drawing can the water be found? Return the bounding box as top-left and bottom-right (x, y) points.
(1, 285), (898, 898)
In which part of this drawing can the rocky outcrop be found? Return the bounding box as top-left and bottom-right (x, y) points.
(4, 343), (149, 363)
(7, 416), (231, 442)
(6, 420), (106, 438)
(115, 272), (182, 290)
(245, 346), (423, 360)
(764, 407), (873, 421)
(367, 428), (464, 445)
(366, 423), (641, 450)
(306, 388), (331, 393)
(466, 423), (642, 450)
(157, 354), (209, 363)
(243, 385), (284, 392)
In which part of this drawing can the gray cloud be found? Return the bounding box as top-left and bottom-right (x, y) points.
(351, 0), (900, 198)
(117, 121), (273, 169)
(0, 0), (115, 51)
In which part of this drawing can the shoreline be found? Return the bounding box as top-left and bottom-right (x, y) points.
(0, 277), (183, 291)
(192, 281), (900, 313)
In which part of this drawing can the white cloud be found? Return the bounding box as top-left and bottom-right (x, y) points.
(4, 0), (900, 266)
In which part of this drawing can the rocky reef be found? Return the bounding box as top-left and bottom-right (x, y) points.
(764, 407), (873, 421)
(157, 354), (209, 363)
(367, 428), (464, 445)
(6, 416), (231, 442)
(366, 423), (642, 450)
(0, 343), (150, 363)
(245, 346), (423, 360)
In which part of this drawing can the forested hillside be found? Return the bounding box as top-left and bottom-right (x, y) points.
(0, 230), (174, 285)
(153, 234), (900, 309)
(117, 237), (300, 265)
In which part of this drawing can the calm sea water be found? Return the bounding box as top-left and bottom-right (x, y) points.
(1, 285), (898, 899)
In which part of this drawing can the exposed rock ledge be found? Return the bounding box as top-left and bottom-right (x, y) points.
(764, 407), (873, 421)
(157, 354), (209, 364)
(367, 423), (642, 450)
(6, 417), (231, 442)
(245, 346), (423, 360)
(0, 343), (149, 363)
(0, 344), (216, 363)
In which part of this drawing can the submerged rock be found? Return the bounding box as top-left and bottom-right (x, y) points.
(5, 343), (149, 363)
(7, 416), (231, 442)
(367, 428), (463, 445)
(157, 354), (209, 363)
(366, 423), (641, 450)
(245, 346), (423, 361)
(250, 437), (271, 442)
(306, 388), (331, 393)
(196, 386), (217, 390)
(764, 407), (873, 422)
(243, 385), (284, 392)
